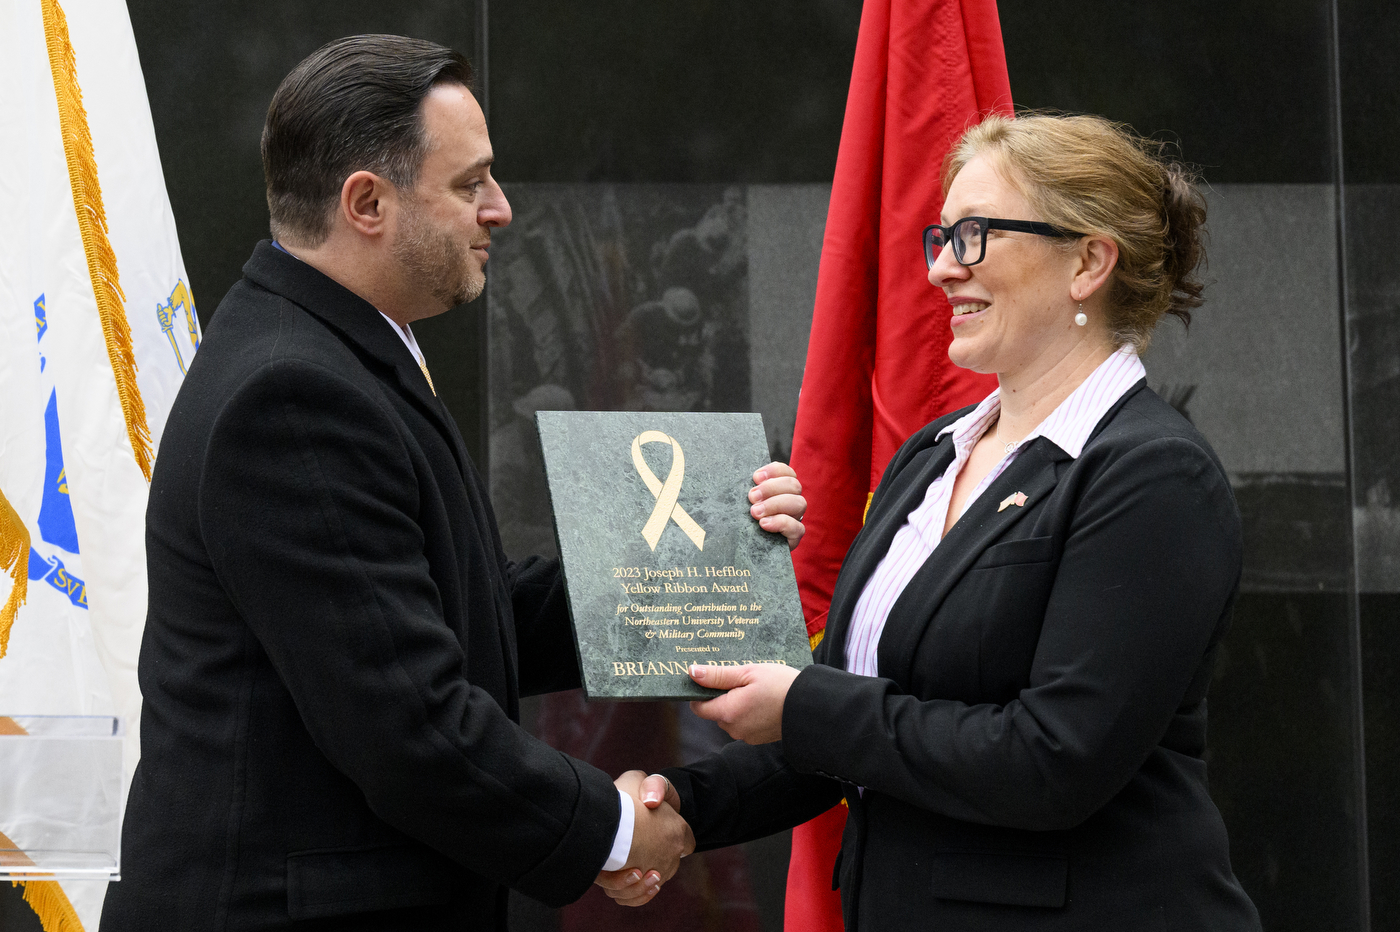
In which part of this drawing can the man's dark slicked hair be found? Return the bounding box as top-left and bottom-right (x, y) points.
(261, 35), (474, 246)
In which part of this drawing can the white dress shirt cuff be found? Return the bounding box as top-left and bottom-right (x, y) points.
(601, 786), (635, 872)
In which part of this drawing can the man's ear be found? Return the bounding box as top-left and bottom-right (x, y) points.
(340, 170), (393, 238)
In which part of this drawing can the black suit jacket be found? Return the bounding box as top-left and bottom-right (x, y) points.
(101, 243), (618, 932)
(666, 384), (1262, 931)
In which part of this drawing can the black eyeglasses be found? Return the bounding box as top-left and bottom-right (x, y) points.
(922, 216), (1082, 269)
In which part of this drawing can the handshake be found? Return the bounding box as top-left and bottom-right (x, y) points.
(594, 770), (694, 907)
(591, 658), (807, 906)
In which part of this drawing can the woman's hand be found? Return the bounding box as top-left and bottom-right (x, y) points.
(688, 662), (800, 744)
(749, 462), (806, 550)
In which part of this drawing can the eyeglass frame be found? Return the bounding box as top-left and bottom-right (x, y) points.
(922, 216), (1083, 269)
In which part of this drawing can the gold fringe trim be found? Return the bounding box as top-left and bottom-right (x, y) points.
(11, 880), (86, 932)
(0, 489), (31, 660)
(3, 807), (85, 930)
(808, 629), (824, 651)
(0, 538), (84, 932)
(41, 0), (152, 481)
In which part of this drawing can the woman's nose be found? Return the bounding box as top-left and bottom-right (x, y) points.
(928, 240), (967, 288)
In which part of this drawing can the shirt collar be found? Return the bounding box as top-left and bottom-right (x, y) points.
(270, 240), (425, 367)
(936, 347), (1146, 459)
(377, 311), (425, 367)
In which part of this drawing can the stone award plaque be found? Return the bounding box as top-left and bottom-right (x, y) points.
(536, 411), (812, 700)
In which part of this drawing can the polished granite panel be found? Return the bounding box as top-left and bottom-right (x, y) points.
(1209, 593), (1365, 932)
(999, 0), (1334, 183)
(1233, 474), (1349, 592)
(490, 0), (859, 183)
(1337, 0), (1400, 185)
(490, 0), (1338, 185)
(1341, 185), (1400, 593)
(1361, 595), (1400, 931)
(1142, 184), (1344, 476)
(1338, 0), (1400, 909)
(747, 185), (828, 463)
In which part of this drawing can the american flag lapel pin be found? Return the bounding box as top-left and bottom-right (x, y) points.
(997, 491), (1029, 513)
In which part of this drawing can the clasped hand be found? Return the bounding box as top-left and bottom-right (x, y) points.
(595, 770), (693, 906)
(594, 667), (802, 909)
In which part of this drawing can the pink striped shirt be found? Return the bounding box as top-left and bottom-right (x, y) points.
(843, 347), (1147, 677)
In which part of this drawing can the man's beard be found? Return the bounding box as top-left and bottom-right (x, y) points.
(392, 202), (485, 308)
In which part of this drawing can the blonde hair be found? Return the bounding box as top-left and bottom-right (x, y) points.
(943, 112), (1207, 351)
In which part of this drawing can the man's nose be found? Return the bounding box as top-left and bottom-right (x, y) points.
(481, 177), (512, 229)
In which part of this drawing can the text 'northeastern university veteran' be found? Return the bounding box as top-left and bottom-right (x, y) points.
(99, 35), (806, 932)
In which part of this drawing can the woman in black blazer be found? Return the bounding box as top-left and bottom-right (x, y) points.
(600, 113), (1261, 931)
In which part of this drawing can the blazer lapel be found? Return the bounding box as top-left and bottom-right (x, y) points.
(821, 439), (957, 671)
(876, 437), (1071, 687)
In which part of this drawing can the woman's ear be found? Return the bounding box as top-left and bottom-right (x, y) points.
(1071, 235), (1119, 302)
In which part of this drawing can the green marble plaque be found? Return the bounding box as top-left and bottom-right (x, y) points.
(536, 411), (812, 700)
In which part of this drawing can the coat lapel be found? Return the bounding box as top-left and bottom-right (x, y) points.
(875, 437), (1071, 687)
(241, 241), (469, 478)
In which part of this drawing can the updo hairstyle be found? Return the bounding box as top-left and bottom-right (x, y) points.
(943, 112), (1207, 351)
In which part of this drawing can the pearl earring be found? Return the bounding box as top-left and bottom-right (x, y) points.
(1074, 302), (1087, 327)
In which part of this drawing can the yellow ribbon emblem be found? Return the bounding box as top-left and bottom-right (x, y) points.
(632, 431), (706, 551)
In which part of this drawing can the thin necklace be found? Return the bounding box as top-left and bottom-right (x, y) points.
(994, 422), (1019, 454)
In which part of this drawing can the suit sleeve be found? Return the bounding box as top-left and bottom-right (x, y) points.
(198, 358), (617, 906)
(781, 436), (1241, 831)
(661, 741), (845, 851)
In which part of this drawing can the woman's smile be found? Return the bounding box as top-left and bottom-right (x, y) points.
(949, 298), (991, 325)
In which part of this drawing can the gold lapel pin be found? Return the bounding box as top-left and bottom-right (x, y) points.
(997, 491), (1029, 512)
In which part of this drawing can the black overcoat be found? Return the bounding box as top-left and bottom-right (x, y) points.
(101, 242), (618, 932)
(665, 383), (1263, 931)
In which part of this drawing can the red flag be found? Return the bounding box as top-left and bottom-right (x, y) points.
(783, 0), (1011, 928)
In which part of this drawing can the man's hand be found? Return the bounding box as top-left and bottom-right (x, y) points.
(595, 771), (693, 906)
(749, 462), (806, 550)
(688, 662), (800, 744)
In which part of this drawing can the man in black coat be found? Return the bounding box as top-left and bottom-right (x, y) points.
(101, 36), (805, 932)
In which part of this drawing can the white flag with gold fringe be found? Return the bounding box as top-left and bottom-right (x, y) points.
(0, 0), (197, 927)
